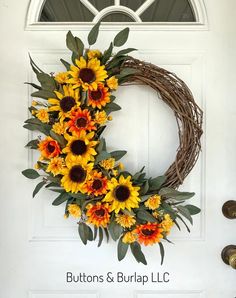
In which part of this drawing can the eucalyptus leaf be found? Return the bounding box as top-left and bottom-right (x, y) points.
(25, 139), (39, 149)
(33, 181), (46, 198)
(66, 31), (77, 53)
(110, 150), (127, 161)
(117, 237), (129, 261)
(69, 192), (88, 199)
(79, 222), (90, 245)
(139, 180), (149, 195)
(36, 73), (56, 91)
(137, 210), (157, 223)
(185, 204), (201, 215)
(104, 102), (121, 115)
(96, 138), (106, 153)
(149, 175), (167, 191)
(75, 36), (84, 57)
(130, 242), (147, 265)
(108, 221), (123, 241)
(116, 48), (137, 56)
(88, 22), (101, 45)
(50, 130), (67, 148)
(52, 192), (70, 206)
(60, 59), (71, 70)
(22, 169), (40, 179)
(101, 42), (113, 64)
(158, 242), (165, 265)
(177, 206), (193, 224)
(31, 90), (55, 100)
(95, 151), (111, 164)
(24, 82), (42, 90)
(114, 27), (129, 47)
(98, 227), (103, 247)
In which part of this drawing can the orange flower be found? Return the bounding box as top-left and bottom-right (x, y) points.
(38, 137), (61, 160)
(86, 202), (111, 228)
(67, 108), (96, 135)
(135, 222), (163, 246)
(84, 170), (108, 196)
(88, 83), (110, 109)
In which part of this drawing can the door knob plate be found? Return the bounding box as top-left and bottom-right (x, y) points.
(221, 245), (236, 269)
(222, 200), (236, 219)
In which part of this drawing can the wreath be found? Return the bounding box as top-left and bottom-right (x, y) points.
(22, 23), (202, 265)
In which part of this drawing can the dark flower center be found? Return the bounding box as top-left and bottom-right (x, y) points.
(71, 140), (87, 155)
(92, 179), (103, 190)
(95, 209), (105, 217)
(60, 96), (76, 112)
(90, 89), (103, 101)
(141, 229), (155, 236)
(47, 143), (55, 153)
(79, 68), (95, 83)
(69, 165), (86, 183)
(115, 185), (130, 202)
(76, 117), (87, 128)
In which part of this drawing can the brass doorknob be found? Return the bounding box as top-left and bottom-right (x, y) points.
(221, 245), (236, 269)
(222, 200), (236, 219)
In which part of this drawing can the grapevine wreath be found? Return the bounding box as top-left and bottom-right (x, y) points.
(22, 23), (203, 265)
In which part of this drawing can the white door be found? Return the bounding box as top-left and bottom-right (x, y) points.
(1, 0), (236, 297)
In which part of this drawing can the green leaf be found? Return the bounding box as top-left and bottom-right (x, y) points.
(108, 221), (123, 241)
(137, 210), (157, 223)
(36, 73), (56, 91)
(158, 242), (165, 265)
(116, 68), (137, 80)
(94, 226), (98, 240)
(104, 102), (121, 115)
(161, 202), (177, 218)
(49, 130), (67, 148)
(75, 36), (84, 57)
(24, 82), (42, 90)
(104, 228), (109, 242)
(66, 31), (77, 53)
(110, 150), (127, 161)
(25, 139), (39, 149)
(79, 223), (91, 245)
(88, 22), (101, 45)
(101, 42), (113, 64)
(95, 151), (111, 164)
(176, 215), (190, 232)
(22, 169), (40, 179)
(31, 90), (55, 100)
(60, 59), (71, 70)
(117, 237), (129, 261)
(52, 192), (70, 206)
(149, 176), (167, 191)
(114, 27), (129, 47)
(23, 123), (51, 136)
(69, 192), (87, 199)
(185, 204), (201, 215)
(116, 48), (137, 56)
(177, 206), (193, 224)
(106, 56), (128, 70)
(96, 138), (106, 153)
(29, 54), (44, 74)
(98, 227), (103, 247)
(130, 242), (147, 265)
(159, 187), (195, 201)
(33, 181), (46, 198)
(139, 180), (149, 195)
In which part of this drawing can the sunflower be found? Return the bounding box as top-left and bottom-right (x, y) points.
(68, 57), (108, 91)
(103, 175), (140, 213)
(48, 84), (80, 122)
(84, 170), (108, 196)
(144, 195), (161, 210)
(88, 83), (110, 109)
(52, 122), (66, 135)
(116, 214), (136, 228)
(86, 202), (111, 228)
(135, 223), (163, 246)
(99, 158), (115, 170)
(61, 157), (93, 193)
(46, 157), (65, 176)
(67, 108), (96, 135)
(38, 137), (61, 160)
(63, 131), (97, 162)
(95, 110), (108, 125)
(87, 49), (102, 59)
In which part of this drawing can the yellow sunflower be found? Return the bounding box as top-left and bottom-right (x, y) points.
(103, 175), (140, 213)
(106, 76), (118, 90)
(36, 109), (49, 123)
(88, 83), (110, 109)
(68, 57), (108, 91)
(144, 195), (161, 210)
(67, 204), (82, 218)
(122, 231), (137, 244)
(84, 170), (108, 196)
(86, 202), (111, 228)
(55, 72), (69, 84)
(87, 49), (102, 59)
(62, 131), (98, 162)
(95, 110), (108, 125)
(48, 84), (80, 122)
(99, 158), (115, 170)
(61, 157), (93, 193)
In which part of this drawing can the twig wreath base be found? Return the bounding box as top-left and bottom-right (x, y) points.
(22, 23), (202, 265)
